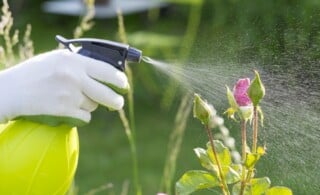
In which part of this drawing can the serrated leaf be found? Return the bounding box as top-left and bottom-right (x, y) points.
(176, 170), (219, 195)
(251, 177), (271, 194)
(207, 140), (232, 166)
(193, 147), (214, 171)
(266, 186), (292, 195)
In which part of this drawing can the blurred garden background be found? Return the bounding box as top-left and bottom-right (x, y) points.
(3, 0), (320, 194)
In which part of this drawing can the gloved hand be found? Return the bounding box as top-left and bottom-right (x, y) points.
(0, 49), (129, 126)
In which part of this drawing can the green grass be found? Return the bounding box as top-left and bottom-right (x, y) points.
(76, 99), (205, 194)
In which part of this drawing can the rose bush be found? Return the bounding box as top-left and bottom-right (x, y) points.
(176, 71), (292, 195)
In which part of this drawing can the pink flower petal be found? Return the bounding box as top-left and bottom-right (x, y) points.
(233, 78), (252, 107)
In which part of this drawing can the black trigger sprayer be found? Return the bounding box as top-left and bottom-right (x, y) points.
(55, 35), (142, 71)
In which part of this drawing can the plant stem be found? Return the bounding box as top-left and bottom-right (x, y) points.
(117, 9), (141, 195)
(241, 120), (247, 162)
(205, 125), (230, 195)
(240, 120), (247, 195)
(245, 106), (259, 184)
(118, 110), (141, 195)
(252, 106), (258, 153)
(160, 94), (192, 193)
(73, 0), (95, 38)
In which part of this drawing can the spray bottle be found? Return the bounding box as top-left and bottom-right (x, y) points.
(0, 35), (142, 194)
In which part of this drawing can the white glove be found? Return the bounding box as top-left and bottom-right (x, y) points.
(0, 49), (129, 126)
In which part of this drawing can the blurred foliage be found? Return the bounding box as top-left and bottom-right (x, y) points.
(205, 0), (320, 62)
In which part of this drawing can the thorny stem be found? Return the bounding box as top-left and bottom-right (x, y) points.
(240, 120), (247, 195)
(205, 125), (230, 195)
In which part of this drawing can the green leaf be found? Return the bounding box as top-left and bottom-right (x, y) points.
(245, 153), (258, 169)
(244, 146), (266, 169)
(207, 140), (232, 167)
(245, 153), (261, 169)
(266, 186), (293, 195)
(176, 170), (219, 195)
(251, 177), (271, 194)
(232, 183), (240, 195)
(194, 147), (215, 171)
(248, 70), (265, 106)
(225, 166), (241, 184)
(232, 183), (251, 195)
(230, 164), (242, 175)
(232, 177), (270, 195)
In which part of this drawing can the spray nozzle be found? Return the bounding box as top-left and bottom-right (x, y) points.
(55, 35), (142, 71)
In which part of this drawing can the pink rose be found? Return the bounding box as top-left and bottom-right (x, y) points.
(233, 78), (252, 107)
